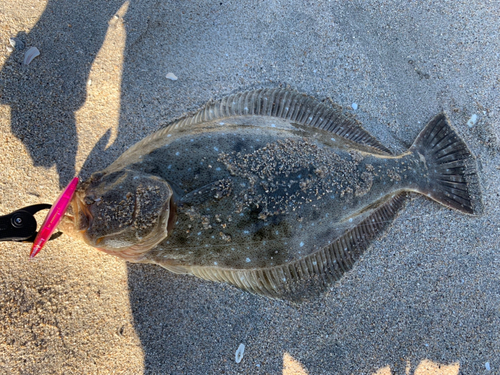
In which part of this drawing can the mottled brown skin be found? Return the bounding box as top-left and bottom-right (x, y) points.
(66, 116), (426, 270)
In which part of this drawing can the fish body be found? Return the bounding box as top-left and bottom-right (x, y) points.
(64, 89), (482, 301)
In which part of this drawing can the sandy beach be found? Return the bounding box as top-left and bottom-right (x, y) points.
(0, 1), (499, 374)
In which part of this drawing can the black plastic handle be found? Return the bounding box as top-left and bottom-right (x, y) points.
(0, 204), (51, 242)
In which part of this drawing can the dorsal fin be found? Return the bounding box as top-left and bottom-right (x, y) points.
(164, 192), (408, 302)
(131, 89), (392, 156)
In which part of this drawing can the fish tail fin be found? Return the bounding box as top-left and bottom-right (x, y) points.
(409, 113), (483, 215)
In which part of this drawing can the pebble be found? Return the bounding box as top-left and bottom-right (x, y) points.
(485, 362), (491, 371)
(352, 103), (358, 110)
(166, 72), (178, 81)
(9, 37), (25, 50)
(235, 343), (245, 363)
(23, 46), (40, 65)
(467, 114), (478, 127)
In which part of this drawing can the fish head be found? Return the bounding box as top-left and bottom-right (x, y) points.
(61, 169), (175, 260)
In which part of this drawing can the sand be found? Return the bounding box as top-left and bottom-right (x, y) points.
(0, 1), (498, 374)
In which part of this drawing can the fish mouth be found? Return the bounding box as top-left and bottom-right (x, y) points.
(57, 190), (94, 243)
(75, 192), (94, 232)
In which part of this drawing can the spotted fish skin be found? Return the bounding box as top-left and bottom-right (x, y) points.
(64, 89), (482, 301)
(139, 126), (421, 270)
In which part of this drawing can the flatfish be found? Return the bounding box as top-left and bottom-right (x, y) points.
(61, 89), (483, 301)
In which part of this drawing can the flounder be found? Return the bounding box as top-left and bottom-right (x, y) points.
(61, 89), (482, 301)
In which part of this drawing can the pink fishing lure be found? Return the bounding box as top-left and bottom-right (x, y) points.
(30, 177), (79, 258)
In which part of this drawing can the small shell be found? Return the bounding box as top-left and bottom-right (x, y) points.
(235, 343), (245, 363)
(9, 38), (25, 51)
(23, 47), (40, 65)
(166, 72), (178, 81)
(467, 114), (478, 127)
